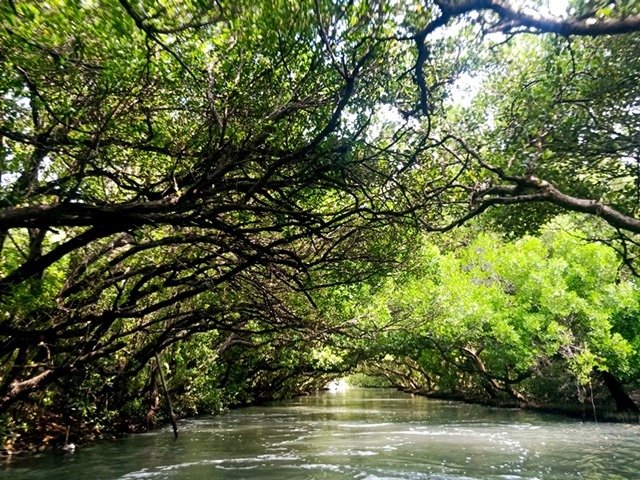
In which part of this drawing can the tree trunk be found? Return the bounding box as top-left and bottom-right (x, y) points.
(155, 353), (178, 439)
(598, 369), (639, 413)
(145, 360), (161, 426)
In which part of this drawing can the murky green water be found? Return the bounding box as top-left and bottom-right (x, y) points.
(3, 388), (639, 479)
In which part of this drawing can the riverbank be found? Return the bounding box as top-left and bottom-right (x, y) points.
(403, 387), (640, 423)
(1, 409), (132, 458)
(0, 391), (282, 458)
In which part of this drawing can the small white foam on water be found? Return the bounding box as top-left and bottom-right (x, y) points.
(213, 454), (300, 463)
(339, 423), (392, 428)
(375, 444), (399, 451)
(316, 447), (379, 457)
(256, 453), (300, 461)
(295, 463), (345, 472)
(350, 450), (378, 456)
(119, 461), (202, 478)
(355, 470), (480, 479)
(214, 465), (259, 470)
(509, 424), (540, 430)
(359, 476), (404, 480)
(119, 454), (301, 478)
(388, 429), (450, 436)
(269, 434), (309, 446)
(159, 461), (200, 470)
(119, 469), (164, 479)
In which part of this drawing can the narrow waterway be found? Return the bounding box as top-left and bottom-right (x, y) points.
(3, 388), (639, 479)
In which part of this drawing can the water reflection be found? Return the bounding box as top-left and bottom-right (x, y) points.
(3, 388), (639, 479)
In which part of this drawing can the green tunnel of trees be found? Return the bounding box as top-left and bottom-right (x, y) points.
(1, 0), (640, 450)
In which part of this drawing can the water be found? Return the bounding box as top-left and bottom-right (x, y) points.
(2, 388), (639, 479)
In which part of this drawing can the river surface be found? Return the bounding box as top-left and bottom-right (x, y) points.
(3, 388), (639, 479)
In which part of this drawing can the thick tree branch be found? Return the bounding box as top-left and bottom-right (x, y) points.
(434, 0), (640, 36)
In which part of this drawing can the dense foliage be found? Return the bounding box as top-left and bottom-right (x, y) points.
(356, 217), (640, 413)
(1, 0), (639, 450)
